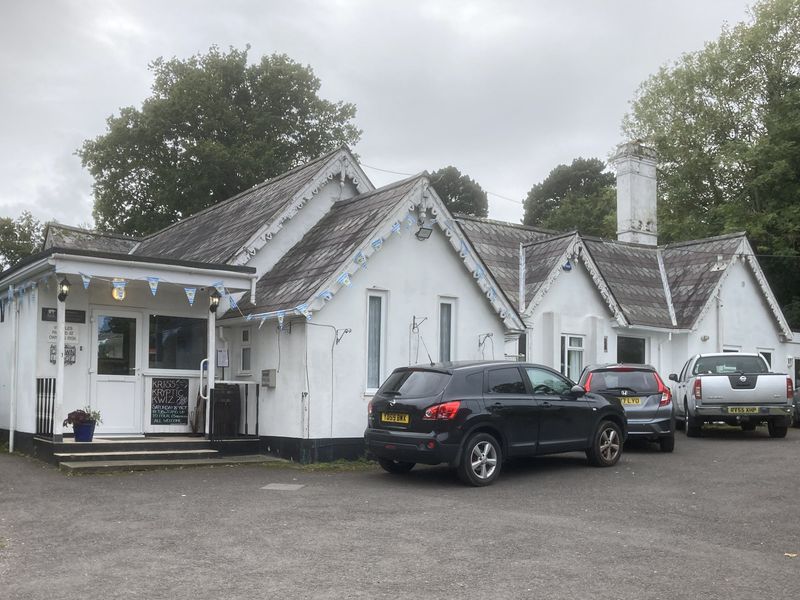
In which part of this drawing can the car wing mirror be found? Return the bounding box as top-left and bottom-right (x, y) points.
(668, 373), (678, 382)
(570, 385), (586, 396)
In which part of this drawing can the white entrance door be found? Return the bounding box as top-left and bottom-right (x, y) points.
(90, 310), (143, 435)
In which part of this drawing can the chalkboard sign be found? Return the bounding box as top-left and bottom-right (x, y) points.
(151, 378), (189, 425)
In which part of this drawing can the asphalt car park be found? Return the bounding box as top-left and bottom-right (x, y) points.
(1, 427), (799, 600)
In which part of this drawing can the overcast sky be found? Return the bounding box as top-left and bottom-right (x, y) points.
(0, 0), (752, 227)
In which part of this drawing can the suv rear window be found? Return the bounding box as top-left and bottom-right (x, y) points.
(693, 355), (768, 375)
(590, 369), (659, 393)
(378, 369), (451, 398)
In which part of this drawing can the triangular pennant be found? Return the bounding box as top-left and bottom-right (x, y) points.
(228, 294), (238, 310)
(185, 287), (196, 306)
(337, 272), (351, 287)
(391, 221), (401, 235)
(147, 276), (159, 296)
(80, 273), (91, 289)
(317, 290), (333, 302)
(371, 238), (383, 251)
(212, 281), (225, 295)
(354, 251), (367, 270)
(277, 311), (285, 329)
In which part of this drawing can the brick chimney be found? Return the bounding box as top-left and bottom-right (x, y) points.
(611, 140), (658, 246)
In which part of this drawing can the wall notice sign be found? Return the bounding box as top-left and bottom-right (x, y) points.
(47, 324), (79, 344)
(217, 349), (229, 368)
(42, 308), (86, 323)
(151, 378), (190, 425)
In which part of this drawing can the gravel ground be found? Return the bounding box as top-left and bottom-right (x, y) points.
(1, 426), (799, 600)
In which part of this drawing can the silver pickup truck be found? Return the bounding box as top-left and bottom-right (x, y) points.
(669, 353), (793, 438)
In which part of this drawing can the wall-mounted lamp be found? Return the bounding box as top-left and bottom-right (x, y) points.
(700, 335), (710, 342)
(415, 219), (434, 241)
(209, 288), (221, 313)
(57, 277), (70, 302)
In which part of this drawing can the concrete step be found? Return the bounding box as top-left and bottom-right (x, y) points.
(59, 454), (282, 474)
(53, 449), (220, 462)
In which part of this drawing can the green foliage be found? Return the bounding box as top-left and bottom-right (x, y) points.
(523, 158), (616, 237)
(78, 46), (362, 237)
(623, 0), (800, 326)
(428, 166), (488, 217)
(63, 407), (102, 426)
(0, 211), (44, 269)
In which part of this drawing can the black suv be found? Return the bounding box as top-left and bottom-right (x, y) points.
(364, 361), (627, 486)
(577, 364), (675, 452)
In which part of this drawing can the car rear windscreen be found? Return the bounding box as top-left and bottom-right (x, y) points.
(692, 355), (768, 375)
(591, 369), (659, 393)
(378, 370), (451, 398)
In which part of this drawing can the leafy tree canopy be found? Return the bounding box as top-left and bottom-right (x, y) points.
(0, 211), (44, 269)
(523, 157), (616, 237)
(78, 46), (362, 237)
(428, 166), (488, 217)
(622, 0), (800, 325)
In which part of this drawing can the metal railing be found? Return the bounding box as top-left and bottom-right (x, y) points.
(36, 377), (56, 436)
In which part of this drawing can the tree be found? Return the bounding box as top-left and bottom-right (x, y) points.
(622, 0), (800, 325)
(78, 46), (362, 237)
(428, 166), (489, 217)
(523, 157), (616, 237)
(0, 211), (44, 269)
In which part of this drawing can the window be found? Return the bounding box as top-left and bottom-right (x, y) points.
(587, 368), (660, 394)
(617, 336), (646, 364)
(723, 346), (741, 353)
(525, 367), (572, 395)
(517, 333), (527, 361)
(758, 349), (773, 369)
(439, 299), (454, 362)
(692, 355), (769, 375)
(487, 367), (526, 394)
(378, 369), (451, 398)
(149, 315), (206, 370)
(560, 335), (584, 382)
(239, 328), (252, 374)
(100, 315), (138, 375)
(367, 293), (386, 389)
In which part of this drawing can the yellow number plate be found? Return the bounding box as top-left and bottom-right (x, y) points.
(381, 412), (410, 424)
(728, 407), (759, 414)
(619, 397), (641, 406)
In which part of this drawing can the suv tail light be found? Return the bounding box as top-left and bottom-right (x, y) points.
(423, 400), (461, 420)
(655, 373), (672, 407)
(693, 378), (702, 401)
(367, 400), (373, 416)
(787, 377), (794, 401)
(583, 373), (594, 392)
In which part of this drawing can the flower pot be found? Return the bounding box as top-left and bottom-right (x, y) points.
(73, 421), (96, 442)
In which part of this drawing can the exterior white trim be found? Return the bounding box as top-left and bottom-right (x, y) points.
(656, 248), (678, 327)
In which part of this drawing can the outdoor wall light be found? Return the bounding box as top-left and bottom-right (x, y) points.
(415, 219), (434, 241)
(57, 277), (70, 302)
(209, 289), (221, 313)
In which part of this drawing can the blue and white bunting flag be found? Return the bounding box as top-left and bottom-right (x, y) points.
(185, 287), (196, 306)
(488, 287), (497, 302)
(258, 316), (267, 329)
(147, 276), (159, 296)
(337, 272), (351, 287)
(354, 250), (367, 269)
(212, 281), (225, 295)
(228, 294), (238, 310)
(391, 221), (401, 235)
(277, 311), (285, 329)
(405, 213), (416, 230)
(295, 303), (311, 321)
(371, 238), (383, 251)
(80, 273), (91, 289)
(317, 290), (333, 302)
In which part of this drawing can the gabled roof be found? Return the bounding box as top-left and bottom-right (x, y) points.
(455, 216), (551, 309)
(240, 176), (422, 315)
(132, 146), (372, 264)
(42, 223), (140, 254)
(523, 232), (577, 305)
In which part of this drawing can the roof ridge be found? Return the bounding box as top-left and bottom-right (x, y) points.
(522, 230), (577, 249)
(332, 173), (425, 207)
(663, 231), (747, 249)
(454, 214), (555, 234)
(46, 223), (142, 242)
(139, 146), (347, 241)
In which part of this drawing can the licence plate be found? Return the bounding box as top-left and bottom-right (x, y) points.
(728, 406), (759, 414)
(381, 412), (410, 424)
(619, 397), (641, 406)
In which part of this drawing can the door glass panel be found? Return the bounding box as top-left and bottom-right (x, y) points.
(97, 316), (137, 375)
(487, 368), (526, 394)
(526, 368), (572, 395)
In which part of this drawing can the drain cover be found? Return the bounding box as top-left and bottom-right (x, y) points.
(261, 483), (305, 491)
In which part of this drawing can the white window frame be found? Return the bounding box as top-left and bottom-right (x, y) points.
(560, 334), (585, 381)
(438, 297), (456, 363)
(366, 291), (388, 392)
(757, 347), (774, 370)
(238, 327), (252, 375)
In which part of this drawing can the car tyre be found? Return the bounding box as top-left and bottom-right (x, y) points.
(658, 435), (675, 453)
(767, 421), (788, 438)
(586, 420), (623, 467)
(378, 458), (415, 474)
(685, 402), (702, 437)
(457, 432), (502, 486)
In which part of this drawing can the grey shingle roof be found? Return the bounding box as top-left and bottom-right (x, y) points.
(43, 224), (140, 254)
(133, 147), (345, 263)
(455, 216), (551, 308)
(523, 233), (576, 304)
(239, 176), (422, 315)
(662, 233), (745, 329)
(581, 238), (673, 328)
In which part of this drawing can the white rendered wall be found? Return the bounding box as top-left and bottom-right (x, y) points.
(0, 296), (13, 430)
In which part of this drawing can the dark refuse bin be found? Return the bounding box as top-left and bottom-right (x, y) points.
(212, 384), (241, 437)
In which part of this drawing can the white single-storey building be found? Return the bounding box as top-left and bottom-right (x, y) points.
(1, 142), (797, 462)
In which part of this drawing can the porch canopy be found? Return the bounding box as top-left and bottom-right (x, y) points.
(0, 246), (256, 444)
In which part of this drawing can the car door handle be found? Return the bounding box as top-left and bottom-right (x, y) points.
(490, 402), (502, 410)
(542, 401), (555, 409)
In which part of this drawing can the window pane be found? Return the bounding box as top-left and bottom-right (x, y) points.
(526, 367), (571, 395)
(241, 347), (251, 372)
(569, 336), (583, 348)
(242, 329), (250, 343)
(439, 303), (452, 362)
(378, 369), (451, 397)
(760, 352), (772, 369)
(149, 315), (207, 370)
(589, 369), (659, 393)
(693, 355), (769, 375)
(567, 349), (582, 382)
(367, 296), (382, 388)
(617, 336), (646, 364)
(488, 368), (526, 394)
(98, 316), (137, 375)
